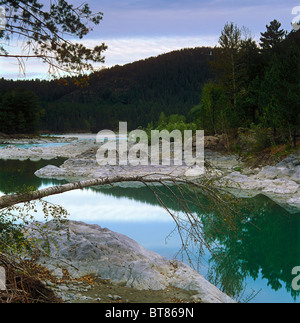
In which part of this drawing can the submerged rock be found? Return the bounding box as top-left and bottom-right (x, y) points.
(29, 220), (235, 304)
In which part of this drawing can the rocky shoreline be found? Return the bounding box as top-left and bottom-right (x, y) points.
(1, 134), (300, 210)
(1, 135), (300, 303)
(28, 220), (235, 303)
(0, 138), (97, 161)
(25, 138), (300, 213)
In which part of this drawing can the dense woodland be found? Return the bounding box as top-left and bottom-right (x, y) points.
(0, 20), (299, 150)
(0, 47), (213, 132)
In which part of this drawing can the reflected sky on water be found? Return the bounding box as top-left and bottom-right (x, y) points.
(1, 158), (300, 303)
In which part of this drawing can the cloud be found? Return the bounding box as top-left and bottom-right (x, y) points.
(88, 35), (218, 67)
(1, 35), (218, 79)
(42, 189), (174, 223)
(1, 0), (296, 79)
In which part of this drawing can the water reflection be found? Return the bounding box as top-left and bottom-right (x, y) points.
(95, 185), (210, 214)
(0, 159), (67, 194)
(0, 159), (300, 302)
(96, 186), (300, 302)
(198, 194), (300, 302)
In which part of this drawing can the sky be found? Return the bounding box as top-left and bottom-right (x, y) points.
(0, 0), (299, 79)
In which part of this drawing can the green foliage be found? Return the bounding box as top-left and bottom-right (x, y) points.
(258, 36), (300, 145)
(0, 212), (29, 253)
(210, 22), (252, 108)
(145, 113), (197, 139)
(195, 81), (232, 135)
(259, 19), (286, 50)
(238, 124), (275, 153)
(0, 199), (69, 256)
(200, 21), (300, 150)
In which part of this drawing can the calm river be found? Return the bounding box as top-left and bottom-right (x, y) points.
(1, 140), (300, 303)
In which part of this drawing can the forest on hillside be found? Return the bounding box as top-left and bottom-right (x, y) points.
(0, 20), (299, 151)
(0, 47), (213, 132)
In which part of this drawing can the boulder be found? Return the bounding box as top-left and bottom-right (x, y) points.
(223, 172), (299, 194)
(34, 165), (68, 178)
(262, 178), (299, 194)
(291, 166), (300, 183)
(222, 172), (264, 191)
(29, 220), (235, 303)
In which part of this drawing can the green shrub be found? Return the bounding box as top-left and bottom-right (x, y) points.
(238, 124), (275, 153)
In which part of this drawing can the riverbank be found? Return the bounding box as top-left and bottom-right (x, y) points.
(0, 140), (97, 160)
(25, 136), (300, 213)
(0, 133), (78, 144)
(45, 275), (207, 304)
(1, 134), (300, 303)
(1, 134), (300, 211)
(26, 220), (235, 304)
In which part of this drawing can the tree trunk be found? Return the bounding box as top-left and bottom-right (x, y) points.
(0, 175), (190, 210)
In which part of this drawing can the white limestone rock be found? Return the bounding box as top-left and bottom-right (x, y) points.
(34, 165), (68, 178)
(29, 220), (235, 303)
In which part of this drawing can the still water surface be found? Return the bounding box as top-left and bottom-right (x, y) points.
(1, 156), (300, 303)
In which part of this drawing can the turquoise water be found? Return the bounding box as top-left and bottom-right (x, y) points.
(0, 143), (70, 149)
(1, 158), (300, 303)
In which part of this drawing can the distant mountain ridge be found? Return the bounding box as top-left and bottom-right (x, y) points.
(0, 47), (214, 132)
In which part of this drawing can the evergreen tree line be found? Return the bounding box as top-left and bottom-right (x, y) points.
(193, 20), (300, 148)
(0, 21), (299, 146)
(0, 47), (213, 133)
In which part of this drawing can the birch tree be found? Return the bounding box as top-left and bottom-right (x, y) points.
(0, 173), (243, 261)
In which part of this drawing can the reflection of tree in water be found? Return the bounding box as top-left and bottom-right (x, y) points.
(0, 159), (67, 194)
(98, 186), (300, 302)
(201, 194), (300, 302)
(94, 184), (211, 213)
(96, 184), (202, 211)
(2, 161), (299, 302)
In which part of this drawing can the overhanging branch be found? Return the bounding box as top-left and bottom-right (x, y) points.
(0, 175), (189, 210)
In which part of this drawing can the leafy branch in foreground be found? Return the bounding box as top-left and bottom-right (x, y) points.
(0, 172), (252, 302)
(0, 0), (107, 75)
(0, 197), (70, 302)
(0, 173), (244, 259)
(0, 198), (69, 254)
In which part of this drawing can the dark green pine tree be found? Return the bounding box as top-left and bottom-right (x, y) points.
(259, 19), (286, 50)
